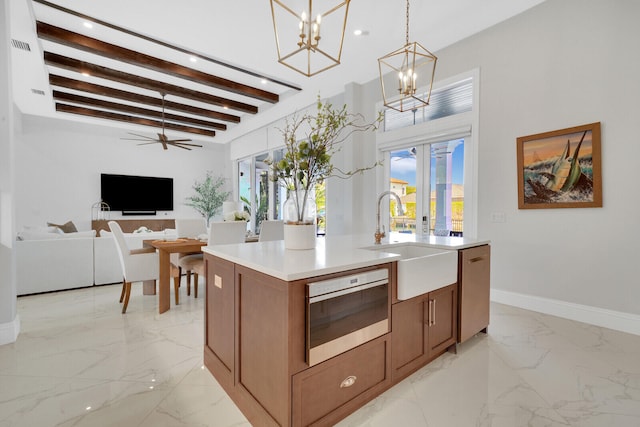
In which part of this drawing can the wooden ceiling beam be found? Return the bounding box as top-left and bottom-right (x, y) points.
(37, 21), (279, 104)
(49, 75), (240, 123)
(44, 52), (259, 114)
(56, 103), (216, 137)
(53, 90), (227, 131)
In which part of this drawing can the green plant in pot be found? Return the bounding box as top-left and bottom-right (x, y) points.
(185, 172), (230, 226)
(267, 96), (382, 249)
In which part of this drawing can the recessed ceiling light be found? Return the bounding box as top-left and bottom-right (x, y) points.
(81, 72), (90, 77)
(223, 106), (229, 110)
(189, 56), (197, 63)
(261, 79), (268, 85)
(354, 29), (369, 36)
(83, 22), (93, 29)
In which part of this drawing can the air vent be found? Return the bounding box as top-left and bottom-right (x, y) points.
(31, 89), (45, 96)
(11, 39), (31, 52)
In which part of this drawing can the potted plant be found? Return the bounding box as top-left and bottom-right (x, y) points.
(185, 172), (230, 226)
(267, 96), (382, 249)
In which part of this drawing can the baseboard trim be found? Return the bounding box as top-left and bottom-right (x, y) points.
(491, 289), (640, 336)
(0, 314), (20, 346)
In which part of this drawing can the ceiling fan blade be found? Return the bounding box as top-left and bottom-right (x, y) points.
(126, 133), (155, 140)
(169, 143), (193, 151)
(165, 138), (192, 143)
(122, 137), (153, 141)
(136, 141), (161, 146)
(171, 142), (202, 148)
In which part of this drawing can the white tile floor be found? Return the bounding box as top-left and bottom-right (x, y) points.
(2, 283), (640, 427)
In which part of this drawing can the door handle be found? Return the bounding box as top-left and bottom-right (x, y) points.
(432, 298), (436, 326)
(427, 299), (436, 326)
(468, 256), (484, 263)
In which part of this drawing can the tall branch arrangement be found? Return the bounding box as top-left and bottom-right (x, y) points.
(267, 97), (383, 223)
(185, 172), (230, 226)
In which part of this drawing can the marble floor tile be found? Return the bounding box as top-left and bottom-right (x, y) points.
(2, 284), (640, 427)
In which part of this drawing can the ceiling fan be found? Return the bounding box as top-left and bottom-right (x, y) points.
(121, 93), (203, 150)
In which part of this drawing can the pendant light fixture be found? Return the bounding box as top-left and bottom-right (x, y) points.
(378, 0), (437, 112)
(270, 0), (351, 77)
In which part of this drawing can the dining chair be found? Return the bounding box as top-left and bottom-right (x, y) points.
(258, 220), (284, 242)
(173, 218), (207, 296)
(108, 221), (179, 313)
(175, 218), (207, 239)
(189, 221), (248, 296)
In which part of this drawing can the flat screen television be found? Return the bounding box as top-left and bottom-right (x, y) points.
(101, 173), (173, 213)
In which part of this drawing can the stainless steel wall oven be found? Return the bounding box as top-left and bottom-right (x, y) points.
(306, 268), (389, 366)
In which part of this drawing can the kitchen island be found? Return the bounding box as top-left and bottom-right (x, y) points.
(202, 233), (490, 427)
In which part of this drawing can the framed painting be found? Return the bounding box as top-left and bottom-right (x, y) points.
(517, 122), (602, 209)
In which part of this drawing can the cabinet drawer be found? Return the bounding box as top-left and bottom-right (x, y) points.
(292, 335), (390, 426)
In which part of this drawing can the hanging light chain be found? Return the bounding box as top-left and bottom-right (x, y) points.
(405, 0), (410, 46)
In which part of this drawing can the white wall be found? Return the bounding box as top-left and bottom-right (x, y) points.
(15, 115), (230, 231)
(433, 0), (640, 319)
(0, 0), (19, 345)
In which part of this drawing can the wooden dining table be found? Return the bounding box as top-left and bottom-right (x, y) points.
(144, 238), (207, 314)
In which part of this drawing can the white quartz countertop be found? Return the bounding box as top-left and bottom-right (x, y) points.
(202, 232), (489, 282)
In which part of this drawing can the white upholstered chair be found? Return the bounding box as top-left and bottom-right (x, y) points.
(175, 218), (207, 239)
(173, 218), (207, 296)
(258, 220), (284, 242)
(189, 221), (248, 296)
(108, 221), (179, 313)
(208, 221), (247, 245)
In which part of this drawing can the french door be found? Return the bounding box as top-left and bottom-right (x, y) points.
(387, 138), (466, 237)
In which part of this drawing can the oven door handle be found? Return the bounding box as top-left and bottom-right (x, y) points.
(308, 279), (388, 304)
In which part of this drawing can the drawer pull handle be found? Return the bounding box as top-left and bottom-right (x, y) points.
(468, 256), (484, 263)
(340, 375), (357, 388)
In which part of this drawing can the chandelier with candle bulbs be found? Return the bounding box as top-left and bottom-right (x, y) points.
(270, 0), (350, 77)
(378, 0), (437, 112)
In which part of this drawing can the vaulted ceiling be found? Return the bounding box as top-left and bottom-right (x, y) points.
(8, 0), (546, 147)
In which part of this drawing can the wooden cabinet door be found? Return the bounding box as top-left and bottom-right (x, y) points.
(205, 256), (235, 378)
(458, 245), (491, 343)
(427, 283), (458, 358)
(391, 296), (429, 381)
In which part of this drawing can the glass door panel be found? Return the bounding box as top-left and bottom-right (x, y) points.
(254, 154), (270, 234)
(389, 148), (417, 234)
(429, 139), (464, 236)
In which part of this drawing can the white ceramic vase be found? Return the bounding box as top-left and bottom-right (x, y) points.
(283, 223), (316, 250)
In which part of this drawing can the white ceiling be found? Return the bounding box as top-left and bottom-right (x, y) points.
(9, 0), (546, 146)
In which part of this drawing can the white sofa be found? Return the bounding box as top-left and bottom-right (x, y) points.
(15, 230), (97, 295)
(15, 228), (176, 295)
